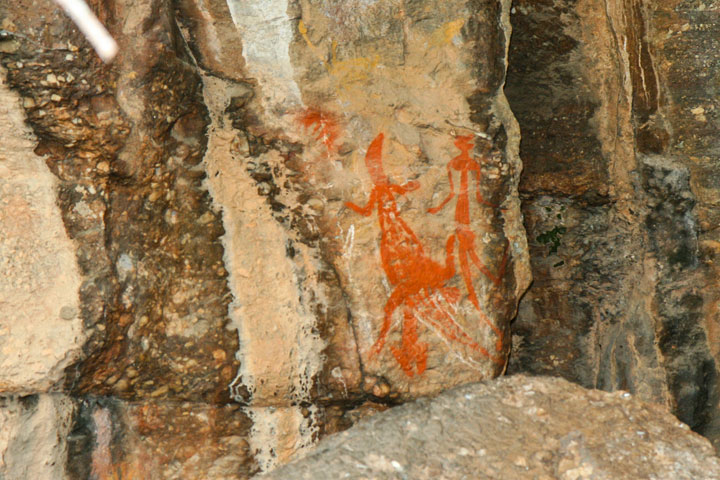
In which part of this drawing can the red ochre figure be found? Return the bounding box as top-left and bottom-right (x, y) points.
(428, 135), (509, 354)
(346, 133), (493, 376)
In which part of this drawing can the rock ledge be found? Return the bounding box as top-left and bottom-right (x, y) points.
(261, 375), (720, 480)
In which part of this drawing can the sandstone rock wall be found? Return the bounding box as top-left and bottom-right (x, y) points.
(506, 0), (720, 451)
(1, 0), (719, 476)
(0, 0), (528, 477)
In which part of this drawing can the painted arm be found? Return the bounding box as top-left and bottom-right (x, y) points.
(472, 169), (498, 208)
(428, 164), (455, 214)
(345, 189), (376, 216)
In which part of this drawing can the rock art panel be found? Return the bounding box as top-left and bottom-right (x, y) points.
(180, 0), (529, 469)
(294, 0), (528, 396)
(344, 133), (508, 375)
(218, 0), (529, 404)
(0, 0), (529, 475)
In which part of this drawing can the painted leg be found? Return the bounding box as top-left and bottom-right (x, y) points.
(460, 229), (501, 285)
(370, 285), (408, 357)
(390, 307), (428, 376)
(443, 234), (456, 279)
(458, 244), (481, 311)
(458, 237), (504, 355)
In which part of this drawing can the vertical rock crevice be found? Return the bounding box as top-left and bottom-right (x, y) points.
(506, 0), (720, 450)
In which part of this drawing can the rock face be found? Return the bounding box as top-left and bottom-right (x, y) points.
(505, 0), (720, 451)
(0, 68), (84, 393)
(1, 0), (719, 476)
(0, 395), (75, 479)
(0, 0), (528, 477)
(261, 375), (720, 480)
(210, 0), (529, 406)
(0, 393), (257, 480)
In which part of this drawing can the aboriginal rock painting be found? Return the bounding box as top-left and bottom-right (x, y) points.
(427, 135), (510, 354)
(345, 133), (508, 376)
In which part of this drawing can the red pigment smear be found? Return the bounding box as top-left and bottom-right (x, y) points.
(298, 108), (341, 155)
(346, 133), (499, 376)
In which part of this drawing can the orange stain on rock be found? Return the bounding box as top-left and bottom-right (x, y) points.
(298, 108), (341, 156)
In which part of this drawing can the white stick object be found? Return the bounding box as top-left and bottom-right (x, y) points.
(53, 0), (118, 62)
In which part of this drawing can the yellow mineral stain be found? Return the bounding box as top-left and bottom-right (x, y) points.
(430, 19), (465, 47)
(327, 41), (379, 89)
(298, 19), (378, 93)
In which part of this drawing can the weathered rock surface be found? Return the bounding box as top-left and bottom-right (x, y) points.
(0, 0), (528, 475)
(187, 0), (529, 466)
(66, 397), (257, 479)
(648, 0), (720, 448)
(0, 395), (75, 480)
(0, 0), (240, 404)
(212, 0), (529, 407)
(0, 67), (84, 393)
(505, 0), (720, 451)
(262, 375), (720, 480)
(0, 393), (257, 480)
(1, 0), (719, 476)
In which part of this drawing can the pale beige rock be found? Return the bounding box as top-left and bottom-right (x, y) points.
(203, 75), (325, 470)
(0, 394), (75, 480)
(0, 66), (84, 393)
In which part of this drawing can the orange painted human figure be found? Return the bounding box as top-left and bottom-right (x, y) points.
(428, 135), (509, 354)
(346, 133), (492, 376)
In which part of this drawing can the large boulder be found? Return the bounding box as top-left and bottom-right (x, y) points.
(262, 375), (720, 479)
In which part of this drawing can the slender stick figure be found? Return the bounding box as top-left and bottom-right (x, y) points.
(428, 135), (509, 353)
